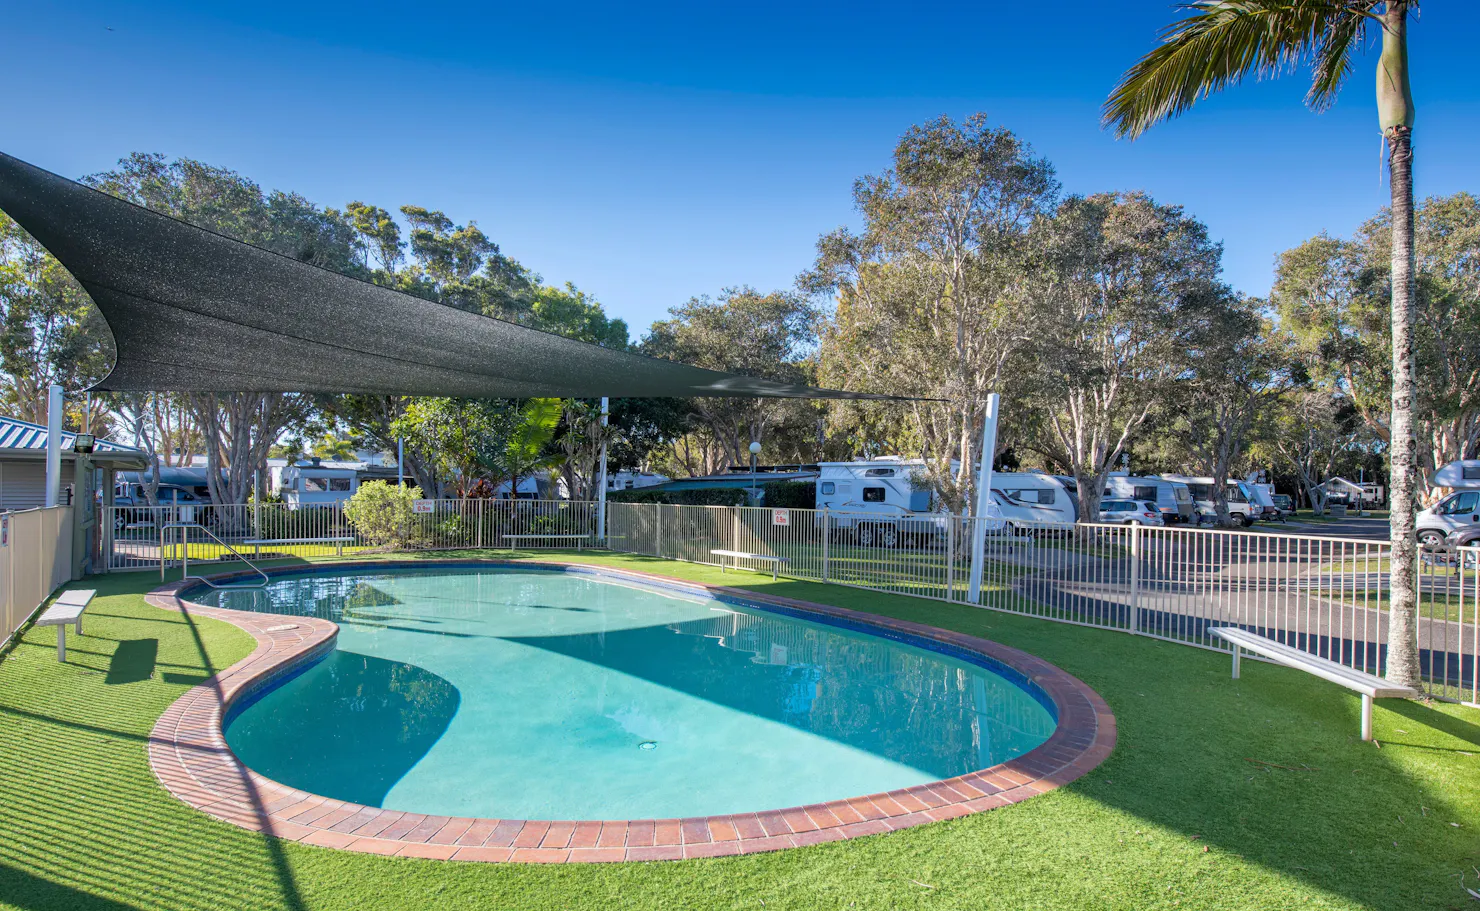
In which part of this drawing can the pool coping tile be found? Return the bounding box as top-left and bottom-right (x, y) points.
(144, 559), (1115, 864)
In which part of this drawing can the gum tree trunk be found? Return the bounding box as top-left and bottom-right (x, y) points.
(1380, 2), (1421, 687)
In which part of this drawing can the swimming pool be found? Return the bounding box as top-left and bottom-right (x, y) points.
(189, 564), (1062, 821)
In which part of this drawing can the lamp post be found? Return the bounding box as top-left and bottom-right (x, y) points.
(748, 440), (761, 504)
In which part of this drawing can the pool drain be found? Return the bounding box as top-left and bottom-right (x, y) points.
(639, 741), (658, 751)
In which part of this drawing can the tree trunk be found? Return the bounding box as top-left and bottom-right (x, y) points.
(1380, 3), (1420, 688)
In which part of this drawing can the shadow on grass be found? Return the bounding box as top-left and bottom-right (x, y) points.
(105, 639), (157, 685)
(0, 860), (145, 911)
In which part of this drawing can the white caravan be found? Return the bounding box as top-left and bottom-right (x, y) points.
(1416, 460), (1480, 547)
(814, 459), (1007, 546)
(989, 472), (1078, 531)
(1160, 475), (1262, 526)
(1103, 473), (1194, 524)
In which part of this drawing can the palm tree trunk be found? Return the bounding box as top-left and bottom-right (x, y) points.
(1381, 2), (1420, 687)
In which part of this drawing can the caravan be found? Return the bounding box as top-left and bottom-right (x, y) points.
(814, 459), (1009, 546)
(1161, 475), (1263, 526)
(1103, 473), (1194, 524)
(989, 472), (1077, 531)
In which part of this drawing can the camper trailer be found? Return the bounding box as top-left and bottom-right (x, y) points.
(279, 461), (358, 507)
(814, 459), (1009, 546)
(989, 472), (1078, 531)
(1103, 474), (1194, 524)
(1417, 460), (1480, 547)
(1160, 475), (1262, 526)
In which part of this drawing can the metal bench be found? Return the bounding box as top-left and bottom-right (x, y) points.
(710, 549), (790, 581)
(244, 536), (354, 556)
(503, 534), (591, 551)
(35, 589), (96, 662)
(1210, 626), (1417, 741)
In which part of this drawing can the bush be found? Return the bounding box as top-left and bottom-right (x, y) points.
(344, 481), (424, 549)
(761, 480), (816, 509)
(609, 486), (748, 506)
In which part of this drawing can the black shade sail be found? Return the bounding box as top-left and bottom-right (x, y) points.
(0, 152), (897, 401)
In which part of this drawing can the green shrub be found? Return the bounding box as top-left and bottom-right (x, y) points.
(609, 486), (748, 506)
(761, 480), (816, 509)
(344, 481), (424, 548)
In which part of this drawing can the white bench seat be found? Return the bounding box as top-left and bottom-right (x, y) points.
(504, 534), (591, 551)
(35, 589), (96, 662)
(710, 549), (790, 581)
(1209, 626), (1417, 741)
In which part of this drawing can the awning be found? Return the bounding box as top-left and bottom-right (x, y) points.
(0, 152), (898, 401)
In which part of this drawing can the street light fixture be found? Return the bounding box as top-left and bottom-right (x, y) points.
(749, 441), (761, 503)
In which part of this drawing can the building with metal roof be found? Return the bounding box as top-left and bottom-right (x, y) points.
(0, 415), (148, 512)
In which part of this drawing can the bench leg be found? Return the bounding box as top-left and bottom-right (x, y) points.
(56, 625), (66, 663)
(1361, 694), (1373, 742)
(1231, 646), (1240, 680)
(772, 562), (778, 581)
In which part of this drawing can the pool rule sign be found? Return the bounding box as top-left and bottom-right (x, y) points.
(772, 509), (789, 526)
(412, 500), (435, 514)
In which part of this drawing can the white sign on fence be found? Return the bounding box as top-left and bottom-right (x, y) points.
(772, 509), (790, 526)
(412, 500), (436, 514)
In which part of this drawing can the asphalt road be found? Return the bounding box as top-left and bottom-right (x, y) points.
(1245, 515), (1392, 541)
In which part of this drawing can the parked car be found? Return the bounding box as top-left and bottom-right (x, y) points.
(1099, 499), (1164, 526)
(1444, 526), (1480, 549)
(1104, 473), (1194, 524)
(112, 483), (208, 532)
(1418, 489), (1480, 548)
(1270, 494), (1295, 517)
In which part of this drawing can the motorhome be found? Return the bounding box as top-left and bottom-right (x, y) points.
(1160, 475), (1262, 526)
(814, 459), (1007, 546)
(1417, 460), (1480, 547)
(1103, 473), (1194, 524)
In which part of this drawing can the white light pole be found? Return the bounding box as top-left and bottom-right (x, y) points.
(748, 440), (761, 503)
(967, 394), (1000, 604)
(596, 397), (609, 543)
(396, 437), (404, 487)
(45, 384), (63, 508)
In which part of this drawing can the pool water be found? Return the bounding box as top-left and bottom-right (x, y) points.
(200, 567), (1056, 819)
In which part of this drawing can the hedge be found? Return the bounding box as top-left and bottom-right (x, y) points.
(608, 486), (748, 506)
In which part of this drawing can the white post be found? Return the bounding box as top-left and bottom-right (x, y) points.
(397, 437), (404, 486)
(597, 397), (609, 544)
(45, 384), (63, 508)
(1128, 523), (1141, 634)
(967, 394), (1000, 604)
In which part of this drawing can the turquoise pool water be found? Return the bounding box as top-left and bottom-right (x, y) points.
(199, 566), (1056, 819)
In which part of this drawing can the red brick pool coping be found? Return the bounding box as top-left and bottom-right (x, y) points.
(145, 559), (1115, 863)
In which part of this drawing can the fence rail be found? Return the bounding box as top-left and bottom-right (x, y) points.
(1, 506), (74, 649)
(608, 502), (1478, 705)
(94, 497), (1477, 705)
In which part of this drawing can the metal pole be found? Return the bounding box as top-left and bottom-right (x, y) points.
(597, 397), (609, 544)
(397, 437), (404, 487)
(821, 507), (830, 583)
(967, 393), (1000, 604)
(45, 384), (63, 508)
(1128, 523), (1142, 633)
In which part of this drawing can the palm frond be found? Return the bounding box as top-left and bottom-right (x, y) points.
(1103, 0), (1377, 139)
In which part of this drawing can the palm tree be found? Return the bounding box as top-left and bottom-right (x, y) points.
(1103, 1), (1421, 686)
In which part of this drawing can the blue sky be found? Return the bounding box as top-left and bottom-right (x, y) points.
(5, 2), (1477, 336)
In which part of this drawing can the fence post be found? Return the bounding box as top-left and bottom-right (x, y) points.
(946, 517), (956, 602)
(655, 504), (663, 558)
(1128, 523), (1141, 634)
(821, 508), (830, 583)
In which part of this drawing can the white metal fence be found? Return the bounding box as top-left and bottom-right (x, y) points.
(101, 499), (598, 573)
(608, 502), (1479, 705)
(1, 506), (74, 649)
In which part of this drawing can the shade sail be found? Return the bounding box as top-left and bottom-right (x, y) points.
(0, 152), (898, 401)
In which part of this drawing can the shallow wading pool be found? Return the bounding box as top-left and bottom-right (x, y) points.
(191, 565), (1059, 820)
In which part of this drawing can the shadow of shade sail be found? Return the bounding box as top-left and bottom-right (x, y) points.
(225, 651), (460, 808)
(0, 152), (907, 401)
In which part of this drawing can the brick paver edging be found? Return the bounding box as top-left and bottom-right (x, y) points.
(145, 559), (1115, 863)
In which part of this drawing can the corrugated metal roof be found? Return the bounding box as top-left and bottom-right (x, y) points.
(0, 415), (142, 453)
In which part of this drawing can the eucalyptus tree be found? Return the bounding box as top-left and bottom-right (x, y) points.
(1025, 192), (1226, 522)
(0, 212), (114, 424)
(644, 287), (817, 474)
(804, 114), (1058, 514)
(1103, 0), (1422, 686)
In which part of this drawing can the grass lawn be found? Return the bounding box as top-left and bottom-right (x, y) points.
(2, 551), (1479, 911)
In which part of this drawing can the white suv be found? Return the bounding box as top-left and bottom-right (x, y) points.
(1417, 490), (1480, 548)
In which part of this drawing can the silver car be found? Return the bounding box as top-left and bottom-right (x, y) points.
(1099, 499), (1165, 526)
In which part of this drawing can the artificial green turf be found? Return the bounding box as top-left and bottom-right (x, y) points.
(2, 552), (1479, 911)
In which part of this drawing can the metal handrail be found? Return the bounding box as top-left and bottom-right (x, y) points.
(162, 522), (270, 589)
